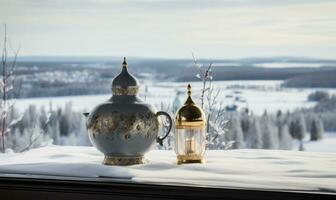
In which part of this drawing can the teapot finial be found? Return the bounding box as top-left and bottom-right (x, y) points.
(122, 57), (128, 68)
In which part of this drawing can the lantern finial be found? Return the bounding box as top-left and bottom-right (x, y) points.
(122, 57), (128, 68)
(187, 84), (191, 96)
(185, 84), (194, 105)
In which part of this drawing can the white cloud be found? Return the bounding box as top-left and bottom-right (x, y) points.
(0, 0), (335, 58)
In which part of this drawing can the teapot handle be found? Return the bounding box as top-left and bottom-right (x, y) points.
(156, 111), (173, 146)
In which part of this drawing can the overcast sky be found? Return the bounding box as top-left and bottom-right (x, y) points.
(0, 0), (335, 59)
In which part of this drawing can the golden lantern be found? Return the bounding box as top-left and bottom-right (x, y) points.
(175, 84), (206, 164)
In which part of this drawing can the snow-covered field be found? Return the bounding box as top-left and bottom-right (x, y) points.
(253, 62), (335, 68)
(212, 62), (336, 68)
(14, 80), (336, 115)
(305, 133), (336, 153)
(0, 146), (335, 193)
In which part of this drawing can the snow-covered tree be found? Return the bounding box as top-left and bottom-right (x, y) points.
(278, 124), (293, 150)
(260, 114), (279, 149)
(227, 115), (244, 149)
(240, 111), (251, 141)
(319, 111), (336, 132)
(308, 91), (329, 102)
(49, 118), (60, 145)
(246, 117), (263, 149)
(289, 114), (306, 151)
(310, 115), (324, 141)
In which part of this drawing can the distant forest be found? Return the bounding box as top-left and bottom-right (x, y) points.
(5, 57), (336, 98)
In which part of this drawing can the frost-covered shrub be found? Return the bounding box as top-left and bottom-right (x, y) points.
(206, 113), (231, 150)
(4, 102), (90, 152)
(192, 54), (232, 150)
(0, 26), (22, 153)
(5, 105), (53, 152)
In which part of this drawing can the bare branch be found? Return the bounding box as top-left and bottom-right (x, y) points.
(20, 116), (52, 152)
(0, 24), (20, 153)
(8, 44), (20, 78)
(0, 24), (7, 153)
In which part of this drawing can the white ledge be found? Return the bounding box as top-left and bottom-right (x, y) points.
(0, 146), (335, 193)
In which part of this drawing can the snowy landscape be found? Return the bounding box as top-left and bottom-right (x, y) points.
(2, 71), (336, 193)
(2, 78), (336, 153)
(1, 0), (336, 196)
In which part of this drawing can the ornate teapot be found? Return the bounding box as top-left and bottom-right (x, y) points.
(84, 58), (172, 165)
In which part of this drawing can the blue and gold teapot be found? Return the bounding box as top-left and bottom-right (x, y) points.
(84, 58), (172, 165)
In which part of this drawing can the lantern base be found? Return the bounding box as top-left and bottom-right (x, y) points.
(103, 155), (144, 166)
(177, 155), (205, 165)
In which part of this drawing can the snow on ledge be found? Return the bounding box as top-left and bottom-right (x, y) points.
(0, 146), (335, 193)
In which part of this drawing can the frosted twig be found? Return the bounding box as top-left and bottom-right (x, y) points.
(20, 114), (53, 152)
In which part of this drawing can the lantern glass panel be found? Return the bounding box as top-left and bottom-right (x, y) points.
(174, 127), (206, 157)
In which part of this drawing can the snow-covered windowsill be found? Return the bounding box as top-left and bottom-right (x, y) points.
(0, 146), (335, 194)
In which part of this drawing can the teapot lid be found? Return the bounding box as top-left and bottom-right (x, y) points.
(112, 57), (139, 95)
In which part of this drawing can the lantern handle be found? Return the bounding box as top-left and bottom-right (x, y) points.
(156, 111), (173, 146)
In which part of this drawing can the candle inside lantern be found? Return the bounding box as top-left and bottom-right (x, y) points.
(185, 137), (195, 154)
